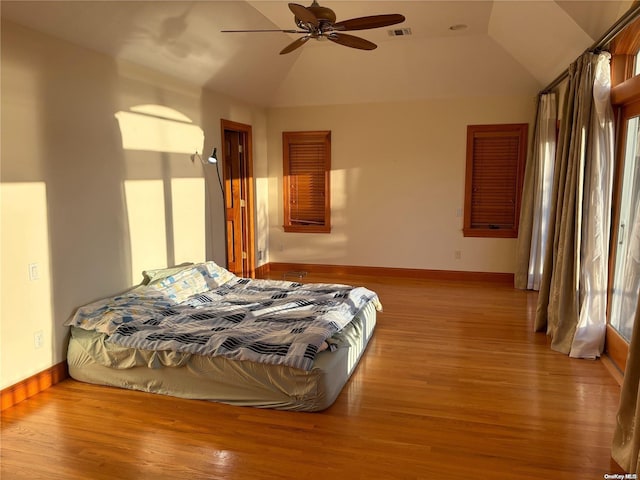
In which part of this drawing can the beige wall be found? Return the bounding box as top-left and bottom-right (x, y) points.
(266, 96), (536, 272)
(0, 21), (268, 389)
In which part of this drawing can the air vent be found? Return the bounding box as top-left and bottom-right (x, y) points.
(388, 27), (412, 37)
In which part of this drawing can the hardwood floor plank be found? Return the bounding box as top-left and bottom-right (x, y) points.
(1, 274), (625, 479)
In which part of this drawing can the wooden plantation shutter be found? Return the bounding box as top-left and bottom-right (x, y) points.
(463, 124), (528, 238)
(289, 142), (325, 224)
(283, 131), (331, 233)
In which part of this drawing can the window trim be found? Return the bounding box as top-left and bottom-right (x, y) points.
(610, 14), (640, 87)
(463, 123), (528, 239)
(282, 130), (331, 234)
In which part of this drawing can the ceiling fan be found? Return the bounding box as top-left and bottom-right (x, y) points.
(222, 1), (406, 55)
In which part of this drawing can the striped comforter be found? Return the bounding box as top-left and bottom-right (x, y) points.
(67, 277), (381, 371)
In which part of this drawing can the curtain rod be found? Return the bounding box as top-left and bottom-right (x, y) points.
(540, 2), (640, 94)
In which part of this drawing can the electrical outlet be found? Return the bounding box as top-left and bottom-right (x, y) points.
(454, 250), (462, 260)
(34, 330), (44, 349)
(258, 250), (263, 261)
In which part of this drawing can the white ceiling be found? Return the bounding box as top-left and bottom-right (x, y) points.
(1, 0), (635, 107)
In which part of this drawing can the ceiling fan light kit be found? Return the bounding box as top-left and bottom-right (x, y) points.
(222, 1), (405, 55)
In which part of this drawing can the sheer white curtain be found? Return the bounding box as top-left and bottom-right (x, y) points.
(514, 93), (557, 290)
(570, 52), (615, 358)
(527, 94), (557, 290)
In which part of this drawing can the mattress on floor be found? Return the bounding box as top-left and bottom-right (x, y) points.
(67, 300), (377, 412)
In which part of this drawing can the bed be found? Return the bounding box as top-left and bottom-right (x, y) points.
(65, 261), (381, 411)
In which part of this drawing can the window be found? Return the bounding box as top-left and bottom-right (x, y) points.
(282, 131), (331, 233)
(605, 16), (640, 373)
(463, 123), (528, 238)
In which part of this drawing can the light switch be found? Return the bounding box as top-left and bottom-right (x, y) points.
(28, 263), (40, 281)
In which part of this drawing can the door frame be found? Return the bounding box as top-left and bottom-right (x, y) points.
(220, 119), (256, 278)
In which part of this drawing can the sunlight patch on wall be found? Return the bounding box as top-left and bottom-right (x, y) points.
(124, 178), (207, 283)
(115, 104), (204, 154)
(255, 176), (269, 264)
(332, 167), (359, 228)
(124, 180), (168, 284)
(171, 178), (206, 265)
(0, 182), (53, 389)
(118, 105), (208, 282)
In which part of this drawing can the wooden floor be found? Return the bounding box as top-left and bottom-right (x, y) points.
(1, 273), (625, 479)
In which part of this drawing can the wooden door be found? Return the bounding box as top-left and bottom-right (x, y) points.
(224, 130), (244, 275)
(221, 120), (255, 278)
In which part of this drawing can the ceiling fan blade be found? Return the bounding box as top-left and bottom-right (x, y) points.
(328, 33), (377, 51)
(221, 29), (305, 33)
(334, 14), (405, 31)
(288, 3), (319, 27)
(280, 36), (311, 55)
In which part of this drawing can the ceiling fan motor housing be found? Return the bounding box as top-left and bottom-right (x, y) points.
(308, 3), (336, 22)
(295, 0), (336, 29)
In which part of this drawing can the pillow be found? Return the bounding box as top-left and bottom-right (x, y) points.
(195, 261), (236, 288)
(146, 266), (210, 303)
(141, 263), (194, 285)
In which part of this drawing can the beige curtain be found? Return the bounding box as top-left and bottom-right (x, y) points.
(515, 93), (557, 290)
(612, 295), (640, 472)
(534, 53), (597, 353)
(570, 52), (614, 358)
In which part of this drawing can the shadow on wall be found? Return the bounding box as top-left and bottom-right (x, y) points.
(1, 25), (132, 386)
(0, 21), (215, 388)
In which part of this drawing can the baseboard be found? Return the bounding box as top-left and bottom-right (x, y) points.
(1, 362), (69, 411)
(263, 262), (514, 283)
(254, 263), (269, 279)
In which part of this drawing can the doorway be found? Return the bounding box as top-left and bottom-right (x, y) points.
(221, 119), (255, 278)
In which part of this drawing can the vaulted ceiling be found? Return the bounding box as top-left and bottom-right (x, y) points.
(1, 1), (635, 107)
